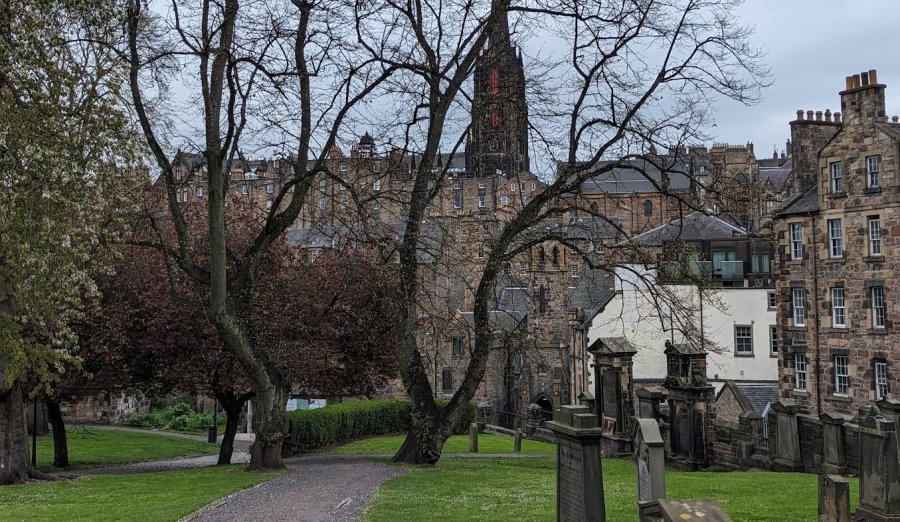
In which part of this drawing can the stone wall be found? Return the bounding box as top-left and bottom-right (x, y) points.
(60, 391), (150, 424)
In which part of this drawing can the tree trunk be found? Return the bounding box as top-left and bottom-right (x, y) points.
(0, 380), (33, 484)
(247, 385), (287, 470)
(215, 391), (249, 466)
(391, 377), (449, 464)
(45, 397), (68, 468)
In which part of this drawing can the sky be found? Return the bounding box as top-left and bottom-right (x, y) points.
(709, 0), (900, 157)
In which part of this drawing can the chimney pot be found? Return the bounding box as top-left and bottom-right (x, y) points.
(807, 110), (814, 121)
(815, 111), (823, 122)
(869, 69), (878, 85)
(846, 76), (854, 90)
(796, 110), (804, 121)
(824, 109), (832, 122)
(861, 71), (870, 86)
(834, 112), (842, 123)
(893, 116), (899, 123)
(853, 74), (861, 89)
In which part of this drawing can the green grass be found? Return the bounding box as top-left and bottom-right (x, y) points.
(0, 465), (280, 522)
(34, 428), (218, 471)
(329, 433), (554, 455)
(363, 457), (861, 522)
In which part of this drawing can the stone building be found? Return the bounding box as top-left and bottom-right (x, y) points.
(774, 69), (900, 416)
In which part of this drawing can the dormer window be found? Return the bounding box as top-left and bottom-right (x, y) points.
(830, 161), (843, 193)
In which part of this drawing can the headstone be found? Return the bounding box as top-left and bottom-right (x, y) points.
(635, 418), (666, 503)
(817, 474), (850, 522)
(820, 412), (850, 475)
(469, 422), (478, 453)
(476, 401), (491, 430)
(546, 405), (605, 522)
(639, 499), (732, 522)
(771, 401), (803, 471)
(855, 406), (900, 521)
(514, 429), (522, 452)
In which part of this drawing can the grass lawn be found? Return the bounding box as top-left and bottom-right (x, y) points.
(329, 433), (554, 455)
(0, 466), (280, 522)
(363, 457), (861, 522)
(35, 427), (218, 471)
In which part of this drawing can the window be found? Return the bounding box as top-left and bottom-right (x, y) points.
(643, 200), (653, 217)
(442, 369), (453, 393)
(453, 192), (462, 209)
(373, 199), (381, 211)
(830, 161), (843, 193)
(196, 186), (204, 198)
(452, 338), (464, 358)
(373, 161), (381, 173)
(570, 263), (579, 278)
(867, 155), (881, 188)
(765, 199), (776, 214)
(868, 216), (882, 256)
(552, 247), (559, 266)
(373, 179), (381, 191)
(538, 285), (547, 314)
(769, 326), (778, 355)
(175, 170), (182, 181)
(340, 161), (348, 172)
(478, 179), (486, 189)
(531, 182), (536, 191)
(340, 195), (347, 209)
(453, 179), (461, 190)
(478, 195), (486, 208)
(241, 184), (248, 195)
(768, 291), (777, 310)
(751, 253), (771, 274)
(500, 195), (509, 206)
(590, 202), (599, 214)
(795, 353), (807, 391)
(790, 223), (803, 260)
(734, 325), (753, 355)
(476, 246), (484, 259)
(266, 184), (274, 194)
(318, 197), (326, 209)
(828, 219), (843, 258)
(875, 361), (889, 400)
(792, 287), (806, 326)
(510, 183), (516, 193)
(831, 287), (846, 328)
(871, 286), (886, 329)
(834, 355), (849, 395)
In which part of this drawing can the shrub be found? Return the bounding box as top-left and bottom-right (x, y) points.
(121, 401), (214, 433)
(285, 399), (475, 455)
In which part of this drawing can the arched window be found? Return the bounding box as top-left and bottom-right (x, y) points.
(552, 246), (559, 266)
(442, 369), (453, 393)
(539, 285), (547, 315)
(643, 200), (653, 217)
(538, 247), (545, 267)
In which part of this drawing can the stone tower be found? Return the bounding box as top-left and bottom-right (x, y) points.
(465, 12), (530, 178)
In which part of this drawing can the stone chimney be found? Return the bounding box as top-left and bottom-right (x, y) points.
(840, 69), (887, 127)
(790, 107), (840, 194)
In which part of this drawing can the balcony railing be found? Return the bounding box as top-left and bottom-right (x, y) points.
(717, 260), (744, 281)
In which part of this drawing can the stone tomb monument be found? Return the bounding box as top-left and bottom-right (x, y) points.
(546, 405), (605, 522)
(818, 474), (851, 522)
(855, 406), (899, 522)
(635, 418), (666, 504)
(639, 499), (732, 522)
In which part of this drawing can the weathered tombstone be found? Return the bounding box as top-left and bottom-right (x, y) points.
(639, 499), (732, 522)
(469, 422), (479, 453)
(526, 403), (544, 436)
(818, 474), (850, 522)
(820, 411), (850, 475)
(546, 405), (605, 522)
(662, 341), (715, 470)
(855, 406), (900, 521)
(635, 418), (666, 506)
(476, 401), (491, 430)
(514, 429), (522, 452)
(771, 400), (803, 471)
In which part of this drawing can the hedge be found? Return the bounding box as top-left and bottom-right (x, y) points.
(284, 399), (475, 455)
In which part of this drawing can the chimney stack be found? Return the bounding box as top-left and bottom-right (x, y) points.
(840, 69), (887, 126)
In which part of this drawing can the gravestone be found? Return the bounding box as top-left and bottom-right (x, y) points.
(546, 405), (605, 522)
(818, 474), (850, 522)
(855, 406), (900, 521)
(635, 418), (666, 504)
(639, 499), (732, 522)
(469, 422), (479, 453)
(771, 400), (803, 471)
(514, 429), (522, 452)
(820, 412), (850, 475)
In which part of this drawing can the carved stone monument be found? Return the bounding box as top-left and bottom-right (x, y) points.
(821, 411), (850, 475)
(771, 400), (803, 471)
(662, 341), (715, 470)
(588, 337), (637, 455)
(546, 405), (605, 522)
(635, 418), (666, 504)
(818, 474), (850, 522)
(855, 406), (900, 522)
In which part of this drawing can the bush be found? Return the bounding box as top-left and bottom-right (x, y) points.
(285, 399), (475, 455)
(121, 402), (215, 433)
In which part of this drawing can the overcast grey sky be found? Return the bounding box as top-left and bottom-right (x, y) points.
(711, 0), (900, 156)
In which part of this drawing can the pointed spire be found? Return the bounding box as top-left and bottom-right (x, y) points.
(488, 3), (511, 48)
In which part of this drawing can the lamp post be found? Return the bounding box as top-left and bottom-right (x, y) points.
(207, 398), (218, 444)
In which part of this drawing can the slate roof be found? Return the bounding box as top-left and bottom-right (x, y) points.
(664, 340), (706, 355)
(588, 337), (637, 355)
(734, 383), (780, 414)
(877, 122), (900, 140)
(568, 159), (695, 195)
(562, 216), (619, 240)
(497, 286), (529, 314)
(460, 310), (526, 334)
(777, 187), (819, 216)
(284, 220), (444, 263)
(758, 166), (792, 193)
(628, 211), (746, 246)
(569, 267), (614, 312)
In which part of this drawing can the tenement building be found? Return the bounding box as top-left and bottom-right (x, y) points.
(774, 69), (900, 416)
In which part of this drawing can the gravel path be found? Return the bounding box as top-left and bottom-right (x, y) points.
(187, 455), (405, 522)
(59, 452), (251, 477)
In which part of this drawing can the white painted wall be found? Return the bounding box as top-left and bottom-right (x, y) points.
(587, 279), (778, 393)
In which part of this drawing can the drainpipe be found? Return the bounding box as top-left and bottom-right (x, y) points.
(811, 212), (822, 415)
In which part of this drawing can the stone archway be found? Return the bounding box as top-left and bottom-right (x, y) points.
(531, 393), (554, 422)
